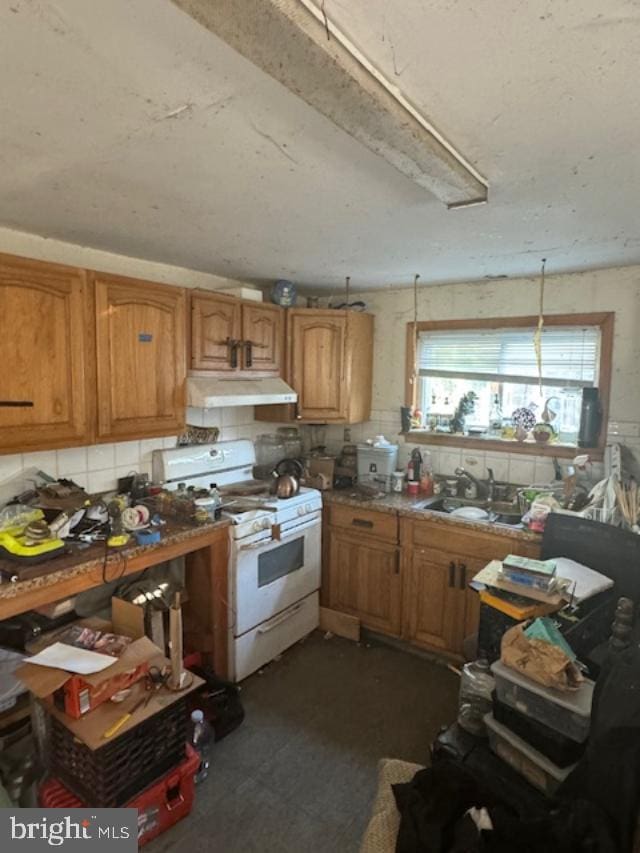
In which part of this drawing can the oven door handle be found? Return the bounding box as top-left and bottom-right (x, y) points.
(237, 516), (320, 551)
(257, 602), (304, 634)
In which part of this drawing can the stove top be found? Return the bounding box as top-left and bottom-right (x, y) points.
(221, 487), (321, 523)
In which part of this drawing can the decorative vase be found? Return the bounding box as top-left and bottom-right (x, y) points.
(515, 426), (529, 442)
(533, 422), (555, 444)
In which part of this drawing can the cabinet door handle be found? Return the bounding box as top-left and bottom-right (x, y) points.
(0, 400), (34, 407)
(448, 561), (456, 588)
(394, 549), (400, 575)
(352, 518), (373, 529)
(227, 338), (239, 369)
(459, 562), (467, 590)
(244, 340), (253, 368)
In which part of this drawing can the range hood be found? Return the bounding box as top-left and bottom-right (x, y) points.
(187, 376), (297, 408)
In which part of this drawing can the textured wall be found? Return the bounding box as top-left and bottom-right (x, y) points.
(320, 264), (640, 485)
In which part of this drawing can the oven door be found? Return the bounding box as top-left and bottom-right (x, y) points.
(232, 514), (321, 637)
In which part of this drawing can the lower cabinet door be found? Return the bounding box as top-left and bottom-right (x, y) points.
(328, 530), (401, 637)
(404, 549), (466, 655)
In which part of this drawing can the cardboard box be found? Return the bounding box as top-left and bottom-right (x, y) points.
(306, 456), (335, 490)
(112, 596), (166, 655)
(16, 613), (160, 720)
(48, 656), (203, 752)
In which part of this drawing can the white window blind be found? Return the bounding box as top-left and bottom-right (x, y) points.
(418, 326), (600, 388)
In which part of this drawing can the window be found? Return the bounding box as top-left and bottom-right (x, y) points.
(405, 314), (613, 458)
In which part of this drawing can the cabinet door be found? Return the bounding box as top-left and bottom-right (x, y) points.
(191, 291), (241, 371)
(241, 302), (282, 373)
(94, 274), (186, 441)
(290, 312), (346, 420)
(459, 556), (484, 653)
(404, 548), (466, 654)
(328, 530), (401, 636)
(0, 254), (92, 452)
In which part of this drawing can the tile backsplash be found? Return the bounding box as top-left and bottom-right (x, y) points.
(3, 402), (637, 494)
(0, 407), (286, 495)
(317, 408), (640, 486)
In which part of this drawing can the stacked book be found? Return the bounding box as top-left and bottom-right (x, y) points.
(476, 556), (568, 621)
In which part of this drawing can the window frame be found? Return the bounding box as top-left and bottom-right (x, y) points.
(404, 312), (614, 460)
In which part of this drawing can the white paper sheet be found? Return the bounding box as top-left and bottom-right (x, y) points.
(25, 642), (117, 675)
(554, 557), (614, 603)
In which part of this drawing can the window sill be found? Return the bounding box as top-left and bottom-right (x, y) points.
(403, 431), (604, 461)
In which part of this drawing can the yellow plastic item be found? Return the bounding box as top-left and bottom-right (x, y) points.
(107, 533), (130, 548)
(0, 529), (65, 560)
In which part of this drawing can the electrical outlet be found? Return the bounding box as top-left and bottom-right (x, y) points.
(343, 428), (351, 442)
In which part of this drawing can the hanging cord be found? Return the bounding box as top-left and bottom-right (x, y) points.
(411, 274), (420, 393)
(534, 259), (547, 394)
(342, 276), (351, 382)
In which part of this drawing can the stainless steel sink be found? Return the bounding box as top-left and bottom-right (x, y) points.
(416, 495), (522, 526)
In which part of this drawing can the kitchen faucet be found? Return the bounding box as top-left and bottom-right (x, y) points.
(455, 466), (495, 501)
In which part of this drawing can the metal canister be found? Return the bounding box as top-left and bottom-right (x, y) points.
(391, 471), (405, 493)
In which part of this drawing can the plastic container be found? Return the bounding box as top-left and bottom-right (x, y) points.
(356, 443), (398, 492)
(189, 709), (212, 783)
(40, 744), (199, 848)
(485, 712), (575, 796)
(458, 659), (495, 735)
(47, 697), (188, 807)
(491, 660), (593, 743)
(492, 694), (586, 768)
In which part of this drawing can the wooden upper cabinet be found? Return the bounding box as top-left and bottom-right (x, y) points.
(190, 291), (283, 375)
(0, 254), (93, 453)
(191, 291), (241, 372)
(241, 301), (282, 373)
(291, 312), (347, 420)
(93, 273), (186, 441)
(265, 308), (373, 424)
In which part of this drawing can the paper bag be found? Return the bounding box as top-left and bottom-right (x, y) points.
(500, 624), (583, 691)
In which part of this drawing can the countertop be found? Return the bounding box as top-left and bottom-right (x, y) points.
(0, 518), (230, 604)
(322, 490), (541, 543)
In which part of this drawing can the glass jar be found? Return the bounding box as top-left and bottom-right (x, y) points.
(255, 434), (286, 468)
(457, 658), (495, 736)
(276, 427), (302, 459)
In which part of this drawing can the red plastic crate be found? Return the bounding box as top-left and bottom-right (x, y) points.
(40, 745), (199, 848)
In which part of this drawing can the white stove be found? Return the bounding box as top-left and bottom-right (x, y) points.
(221, 487), (322, 540)
(152, 440), (322, 681)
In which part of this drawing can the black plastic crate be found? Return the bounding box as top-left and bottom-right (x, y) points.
(492, 693), (586, 768)
(47, 697), (188, 807)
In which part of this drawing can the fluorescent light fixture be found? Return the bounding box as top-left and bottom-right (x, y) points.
(171, 0), (488, 206)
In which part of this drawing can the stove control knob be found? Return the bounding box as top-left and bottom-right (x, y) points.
(305, 503), (313, 513)
(297, 506), (305, 516)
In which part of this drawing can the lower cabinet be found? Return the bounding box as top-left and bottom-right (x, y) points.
(403, 547), (486, 657)
(403, 547), (467, 655)
(323, 506), (541, 658)
(328, 529), (401, 637)
(401, 518), (540, 658)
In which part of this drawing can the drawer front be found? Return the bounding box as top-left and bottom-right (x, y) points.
(329, 504), (398, 542)
(406, 519), (539, 562)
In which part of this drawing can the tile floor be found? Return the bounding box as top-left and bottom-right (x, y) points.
(149, 631), (458, 853)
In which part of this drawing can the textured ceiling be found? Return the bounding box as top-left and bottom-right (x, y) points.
(1, 0), (639, 290)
